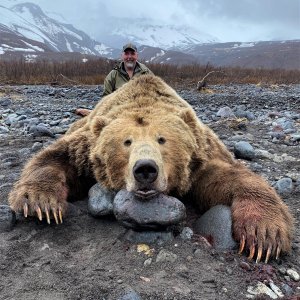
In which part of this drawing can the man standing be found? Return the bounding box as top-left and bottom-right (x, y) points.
(75, 43), (152, 116)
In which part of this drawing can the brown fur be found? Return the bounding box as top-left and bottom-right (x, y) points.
(9, 75), (294, 259)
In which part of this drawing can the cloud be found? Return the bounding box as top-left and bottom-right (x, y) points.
(179, 0), (300, 41)
(5, 0), (300, 42)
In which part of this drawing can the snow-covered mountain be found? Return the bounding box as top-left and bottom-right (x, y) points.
(0, 2), (118, 58)
(185, 40), (300, 70)
(99, 18), (218, 50)
(138, 45), (198, 66)
(0, 2), (298, 70)
(0, 1), (218, 59)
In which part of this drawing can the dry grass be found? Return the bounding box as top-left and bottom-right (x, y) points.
(0, 58), (299, 86)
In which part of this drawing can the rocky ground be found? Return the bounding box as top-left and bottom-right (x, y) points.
(0, 82), (299, 300)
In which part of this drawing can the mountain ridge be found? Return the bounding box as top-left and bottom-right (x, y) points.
(0, 2), (118, 58)
(0, 2), (299, 70)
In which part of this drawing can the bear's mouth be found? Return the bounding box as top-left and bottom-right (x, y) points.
(134, 189), (159, 199)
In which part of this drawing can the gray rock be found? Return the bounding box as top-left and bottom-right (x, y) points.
(254, 149), (274, 160)
(52, 126), (68, 135)
(28, 125), (54, 138)
(0, 153), (21, 167)
(194, 205), (237, 250)
(0, 126), (9, 134)
(180, 227), (194, 240)
(275, 178), (293, 195)
(31, 142), (43, 152)
(144, 258), (152, 266)
(113, 190), (186, 229)
(290, 134), (300, 142)
(234, 109), (255, 120)
(269, 131), (286, 139)
(247, 282), (278, 299)
(216, 106), (235, 118)
(5, 113), (18, 126)
(156, 249), (177, 263)
(234, 141), (255, 160)
(49, 120), (61, 126)
(272, 118), (294, 130)
(280, 284), (293, 296)
(27, 118), (40, 126)
(283, 128), (296, 134)
(15, 108), (33, 115)
(286, 269), (300, 281)
(278, 267), (287, 275)
(0, 98), (12, 107)
(117, 291), (142, 300)
(88, 183), (116, 216)
(0, 205), (16, 231)
(245, 111), (255, 120)
(269, 280), (284, 298)
(18, 148), (32, 157)
(16, 115), (27, 121)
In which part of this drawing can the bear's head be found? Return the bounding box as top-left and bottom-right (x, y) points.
(90, 109), (203, 198)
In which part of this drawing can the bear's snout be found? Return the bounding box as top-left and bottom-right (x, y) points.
(126, 143), (167, 195)
(133, 159), (158, 184)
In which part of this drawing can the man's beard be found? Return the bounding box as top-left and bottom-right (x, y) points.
(125, 61), (135, 69)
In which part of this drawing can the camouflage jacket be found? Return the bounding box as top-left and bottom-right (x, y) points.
(103, 61), (153, 96)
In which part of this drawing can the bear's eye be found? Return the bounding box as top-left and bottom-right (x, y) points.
(124, 139), (132, 146)
(158, 137), (166, 145)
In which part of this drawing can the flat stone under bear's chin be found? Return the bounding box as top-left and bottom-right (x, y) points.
(113, 190), (186, 230)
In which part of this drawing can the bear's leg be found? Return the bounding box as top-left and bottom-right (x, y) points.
(193, 159), (294, 263)
(8, 139), (79, 224)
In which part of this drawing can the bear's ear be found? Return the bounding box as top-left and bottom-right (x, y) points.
(91, 116), (110, 137)
(179, 109), (198, 130)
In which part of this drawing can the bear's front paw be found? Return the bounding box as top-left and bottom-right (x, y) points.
(233, 215), (292, 263)
(8, 182), (68, 224)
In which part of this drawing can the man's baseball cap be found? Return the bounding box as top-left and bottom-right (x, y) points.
(123, 43), (137, 52)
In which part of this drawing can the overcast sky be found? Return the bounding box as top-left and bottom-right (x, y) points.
(5, 0), (300, 42)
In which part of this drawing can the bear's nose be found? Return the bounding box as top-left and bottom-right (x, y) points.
(133, 159), (158, 184)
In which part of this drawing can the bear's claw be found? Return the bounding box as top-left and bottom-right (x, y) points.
(21, 203), (63, 224)
(36, 206), (42, 221)
(23, 203), (28, 218)
(238, 234), (245, 254)
(265, 246), (272, 263)
(9, 181), (67, 225)
(233, 202), (292, 263)
(238, 234), (281, 263)
(248, 241), (255, 260)
(256, 245), (263, 263)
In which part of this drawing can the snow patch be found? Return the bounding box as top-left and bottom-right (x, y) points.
(22, 41), (44, 51)
(94, 44), (111, 55)
(24, 54), (38, 62)
(150, 49), (165, 61)
(66, 39), (73, 52)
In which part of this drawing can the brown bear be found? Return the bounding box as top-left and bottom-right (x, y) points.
(8, 75), (294, 263)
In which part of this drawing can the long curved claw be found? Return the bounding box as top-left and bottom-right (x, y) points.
(239, 235), (245, 254)
(265, 245), (272, 263)
(36, 206), (42, 221)
(23, 203), (28, 218)
(256, 245), (263, 263)
(45, 208), (51, 224)
(58, 207), (63, 224)
(52, 210), (59, 224)
(275, 246), (281, 260)
(248, 242), (255, 260)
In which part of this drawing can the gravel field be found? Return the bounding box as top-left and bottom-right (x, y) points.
(0, 83), (299, 299)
